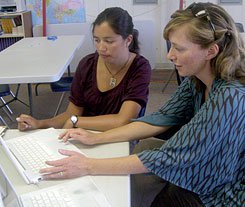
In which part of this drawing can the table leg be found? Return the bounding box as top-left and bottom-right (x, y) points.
(27, 83), (33, 116)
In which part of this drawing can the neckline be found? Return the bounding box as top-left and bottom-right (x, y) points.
(104, 54), (131, 88)
(95, 54), (137, 93)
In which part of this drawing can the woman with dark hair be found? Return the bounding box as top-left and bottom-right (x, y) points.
(17, 7), (151, 132)
(41, 3), (244, 206)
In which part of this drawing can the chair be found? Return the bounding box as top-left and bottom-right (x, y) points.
(50, 76), (73, 117)
(0, 114), (9, 127)
(0, 84), (28, 109)
(138, 106), (146, 118)
(0, 84), (14, 115)
(0, 84), (29, 127)
(35, 66), (72, 96)
(34, 65), (73, 116)
(235, 22), (244, 32)
(0, 84), (18, 127)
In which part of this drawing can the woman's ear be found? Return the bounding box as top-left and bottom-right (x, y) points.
(206, 43), (219, 60)
(126, 35), (133, 47)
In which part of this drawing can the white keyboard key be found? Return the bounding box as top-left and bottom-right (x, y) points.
(29, 187), (75, 207)
(9, 136), (57, 172)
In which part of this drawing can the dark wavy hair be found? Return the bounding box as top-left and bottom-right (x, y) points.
(92, 7), (140, 54)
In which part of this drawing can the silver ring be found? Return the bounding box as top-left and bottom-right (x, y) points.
(59, 171), (63, 176)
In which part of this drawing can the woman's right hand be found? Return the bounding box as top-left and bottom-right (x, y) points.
(16, 114), (39, 131)
(59, 128), (97, 145)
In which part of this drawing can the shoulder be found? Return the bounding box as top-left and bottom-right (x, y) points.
(77, 53), (98, 68)
(128, 54), (151, 77)
(75, 53), (98, 74)
(133, 54), (151, 69)
(73, 53), (98, 82)
(174, 77), (194, 95)
(210, 79), (245, 112)
(213, 79), (245, 97)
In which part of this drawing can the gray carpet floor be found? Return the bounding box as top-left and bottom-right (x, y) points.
(0, 69), (178, 129)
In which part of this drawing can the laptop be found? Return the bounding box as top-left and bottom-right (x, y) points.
(0, 127), (84, 185)
(0, 164), (112, 207)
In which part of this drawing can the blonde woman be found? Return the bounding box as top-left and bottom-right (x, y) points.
(41, 3), (244, 206)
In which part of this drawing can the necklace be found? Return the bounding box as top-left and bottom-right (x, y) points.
(104, 55), (130, 87)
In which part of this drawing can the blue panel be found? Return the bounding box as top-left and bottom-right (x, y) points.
(133, 0), (158, 4)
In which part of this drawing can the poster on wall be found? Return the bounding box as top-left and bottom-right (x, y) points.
(26, 0), (86, 26)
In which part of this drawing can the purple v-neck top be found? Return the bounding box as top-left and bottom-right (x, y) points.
(69, 53), (151, 116)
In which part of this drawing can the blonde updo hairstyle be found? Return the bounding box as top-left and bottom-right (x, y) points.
(164, 2), (245, 85)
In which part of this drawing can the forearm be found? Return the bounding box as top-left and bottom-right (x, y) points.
(41, 152), (149, 179)
(38, 112), (70, 129)
(87, 154), (149, 175)
(94, 121), (169, 144)
(39, 102), (83, 129)
(76, 114), (132, 131)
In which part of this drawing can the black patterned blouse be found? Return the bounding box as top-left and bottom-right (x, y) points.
(136, 78), (245, 206)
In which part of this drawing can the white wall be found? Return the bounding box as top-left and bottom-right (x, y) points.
(35, 1), (244, 70)
(33, 19), (156, 71)
(85, 0), (169, 69)
(84, 0), (245, 68)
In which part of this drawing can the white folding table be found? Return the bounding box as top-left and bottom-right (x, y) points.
(0, 35), (84, 115)
(0, 129), (130, 207)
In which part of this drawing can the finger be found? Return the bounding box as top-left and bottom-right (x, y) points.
(58, 130), (68, 140)
(39, 165), (64, 174)
(16, 117), (25, 123)
(62, 132), (80, 142)
(60, 149), (86, 157)
(18, 122), (30, 131)
(60, 129), (79, 142)
(42, 171), (66, 180)
(59, 129), (76, 141)
(58, 149), (79, 156)
(40, 166), (64, 174)
(16, 117), (31, 126)
(61, 132), (71, 142)
(45, 157), (67, 167)
(44, 150), (78, 166)
(16, 115), (29, 122)
(20, 114), (30, 118)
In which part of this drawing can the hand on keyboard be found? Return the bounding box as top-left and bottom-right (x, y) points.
(58, 128), (98, 145)
(40, 149), (88, 180)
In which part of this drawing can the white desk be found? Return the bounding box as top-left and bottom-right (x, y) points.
(0, 129), (130, 207)
(0, 35), (84, 115)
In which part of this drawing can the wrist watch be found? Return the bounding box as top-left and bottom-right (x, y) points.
(70, 115), (78, 128)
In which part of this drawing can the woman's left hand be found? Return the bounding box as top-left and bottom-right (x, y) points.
(40, 149), (89, 180)
(59, 128), (97, 145)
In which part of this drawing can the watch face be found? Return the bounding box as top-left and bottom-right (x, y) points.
(71, 115), (78, 123)
(71, 115), (78, 128)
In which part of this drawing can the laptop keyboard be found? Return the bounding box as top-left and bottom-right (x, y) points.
(29, 187), (75, 207)
(10, 136), (57, 173)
